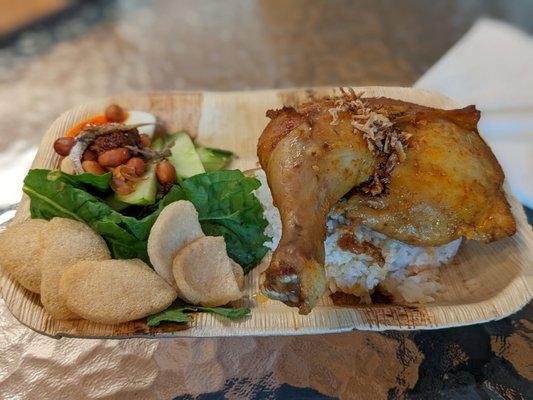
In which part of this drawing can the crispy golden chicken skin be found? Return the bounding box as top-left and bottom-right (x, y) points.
(258, 92), (516, 314)
(338, 98), (516, 246)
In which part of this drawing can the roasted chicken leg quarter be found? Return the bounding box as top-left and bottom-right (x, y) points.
(258, 91), (515, 314)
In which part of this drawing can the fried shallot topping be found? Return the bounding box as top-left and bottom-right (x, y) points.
(329, 88), (412, 196)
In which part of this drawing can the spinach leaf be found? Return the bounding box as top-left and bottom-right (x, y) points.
(22, 169), (269, 273)
(147, 300), (251, 326)
(51, 170), (112, 191)
(181, 170), (269, 273)
(196, 147), (234, 172)
(23, 169), (185, 262)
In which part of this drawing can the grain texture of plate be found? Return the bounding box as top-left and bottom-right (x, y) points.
(1, 87), (532, 338)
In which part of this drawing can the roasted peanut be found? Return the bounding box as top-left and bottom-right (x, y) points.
(125, 157), (146, 176)
(98, 147), (131, 167)
(82, 148), (98, 161)
(156, 160), (177, 185)
(82, 161), (106, 175)
(105, 104), (126, 122)
(53, 137), (75, 156)
(140, 133), (151, 148)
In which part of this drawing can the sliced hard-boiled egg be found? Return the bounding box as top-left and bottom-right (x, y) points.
(124, 111), (157, 137)
(60, 157), (75, 175)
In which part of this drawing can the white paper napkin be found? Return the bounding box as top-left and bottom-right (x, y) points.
(415, 18), (533, 209)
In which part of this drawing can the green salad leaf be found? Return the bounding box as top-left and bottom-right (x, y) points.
(147, 300), (251, 326)
(22, 169), (269, 272)
(182, 170), (269, 273)
(23, 169), (185, 262)
(153, 131), (233, 173)
(54, 170), (112, 191)
(196, 147), (234, 172)
(24, 168), (266, 325)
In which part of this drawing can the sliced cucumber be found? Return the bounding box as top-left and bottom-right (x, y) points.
(168, 132), (205, 178)
(151, 133), (176, 151)
(115, 164), (158, 205)
(196, 147), (234, 172)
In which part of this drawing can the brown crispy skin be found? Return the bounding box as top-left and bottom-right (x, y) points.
(339, 98), (516, 246)
(258, 95), (516, 314)
(258, 98), (377, 314)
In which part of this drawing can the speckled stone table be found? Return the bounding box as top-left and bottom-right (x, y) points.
(0, 1), (531, 399)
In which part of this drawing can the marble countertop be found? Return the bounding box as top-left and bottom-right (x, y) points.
(0, 1), (531, 399)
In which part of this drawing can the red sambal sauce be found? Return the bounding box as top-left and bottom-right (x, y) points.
(65, 115), (108, 138)
(65, 104), (129, 138)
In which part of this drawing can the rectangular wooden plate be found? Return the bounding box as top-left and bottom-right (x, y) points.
(1, 87), (532, 338)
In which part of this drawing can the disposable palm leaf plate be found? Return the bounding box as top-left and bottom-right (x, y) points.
(0, 88), (531, 338)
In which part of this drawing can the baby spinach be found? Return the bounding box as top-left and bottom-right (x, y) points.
(23, 169), (184, 262)
(147, 300), (251, 326)
(22, 169), (268, 272)
(182, 170), (269, 273)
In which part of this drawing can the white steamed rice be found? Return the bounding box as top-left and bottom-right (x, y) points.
(253, 170), (462, 304)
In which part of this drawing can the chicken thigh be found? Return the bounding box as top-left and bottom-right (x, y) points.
(257, 91), (515, 314)
(338, 98), (516, 246)
(258, 103), (377, 313)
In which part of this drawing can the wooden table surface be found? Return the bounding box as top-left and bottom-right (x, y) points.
(0, 1), (531, 399)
